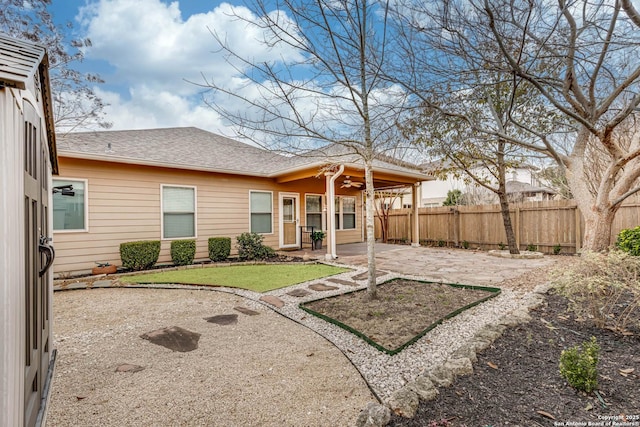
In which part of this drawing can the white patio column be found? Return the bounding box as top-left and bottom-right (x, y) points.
(324, 165), (344, 260)
(411, 182), (421, 247)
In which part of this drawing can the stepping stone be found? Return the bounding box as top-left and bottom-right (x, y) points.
(351, 270), (389, 281)
(140, 326), (201, 352)
(234, 306), (260, 316)
(91, 280), (114, 288)
(259, 295), (285, 308)
(115, 363), (144, 373)
(287, 289), (311, 297)
(204, 314), (238, 325)
(327, 278), (360, 287)
(308, 283), (338, 292)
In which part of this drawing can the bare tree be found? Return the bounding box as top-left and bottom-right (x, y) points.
(199, 0), (409, 298)
(391, 0), (640, 251)
(0, 0), (111, 131)
(373, 187), (407, 243)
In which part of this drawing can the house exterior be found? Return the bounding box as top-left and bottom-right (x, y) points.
(1, 33), (58, 427)
(53, 127), (429, 275)
(420, 162), (556, 207)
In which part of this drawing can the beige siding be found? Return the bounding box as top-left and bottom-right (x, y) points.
(53, 159), (365, 274)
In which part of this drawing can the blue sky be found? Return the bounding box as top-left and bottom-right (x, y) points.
(48, 0), (297, 133)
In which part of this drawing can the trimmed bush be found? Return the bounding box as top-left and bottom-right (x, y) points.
(616, 226), (640, 256)
(208, 237), (231, 262)
(120, 240), (160, 271)
(170, 239), (196, 266)
(559, 337), (600, 393)
(236, 232), (275, 261)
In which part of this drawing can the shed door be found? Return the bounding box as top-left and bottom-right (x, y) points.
(23, 100), (51, 427)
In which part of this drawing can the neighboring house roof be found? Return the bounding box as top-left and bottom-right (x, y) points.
(57, 127), (429, 181)
(506, 180), (555, 195)
(0, 33), (57, 173)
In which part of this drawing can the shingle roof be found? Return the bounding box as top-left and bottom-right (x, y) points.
(57, 127), (292, 176)
(57, 127), (429, 180)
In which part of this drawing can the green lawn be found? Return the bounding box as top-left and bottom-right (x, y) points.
(119, 264), (350, 293)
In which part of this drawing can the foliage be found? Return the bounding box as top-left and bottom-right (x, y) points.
(616, 226), (640, 256)
(442, 189), (464, 206)
(526, 244), (538, 252)
(553, 244), (562, 255)
(437, 239), (446, 247)
(236, 232), (275, 261)
(311, 230), (326, 241)
(170, 239), (196, 266)
(462, 240), (469, 249)
(552, 251), (640, 332)
(559, 337), (600, 393)
(121, 264), (349, 293)
(0, 0), (110, 131)
(120, 240), (161, 271)
(208, 237), (231, 262)
(498, 242), (506, 250)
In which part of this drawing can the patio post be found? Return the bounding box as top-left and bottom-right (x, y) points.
(411, 182), (421, 247)
(324, 165), (344, 260)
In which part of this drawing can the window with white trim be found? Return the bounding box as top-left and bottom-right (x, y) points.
(335, 196), (356, 230)
(305, 194), (323, 230)
(250, 191), (273, 234)
(53, 178), (87, 231)
(162, 185), (196, 239)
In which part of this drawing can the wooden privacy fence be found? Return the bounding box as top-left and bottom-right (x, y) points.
(375, 199), (640, 254)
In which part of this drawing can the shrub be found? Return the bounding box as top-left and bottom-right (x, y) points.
(616, 226), (640, 256)
(170, 239), (196, 266)
(437, 239), (445, 247)
(236, 232), (275, 261)
(120, 240), (160, 271)
(461, 240), (469, 249)
(208, 237), (231, 261)
(552, 250), (640, 331)
(553, 243), (562, 255)
(559, 337), (600, 393)
(498, 242), (506, 250)
(526, 243), (538, 252)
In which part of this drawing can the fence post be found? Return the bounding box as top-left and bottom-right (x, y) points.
(575, 206), (581, 253)
(452, 208), (460, 247)
(514, 206), (520, 250)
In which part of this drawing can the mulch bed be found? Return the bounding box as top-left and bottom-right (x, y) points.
(303, 279), (497, 352)
(389, 291), (640, 427)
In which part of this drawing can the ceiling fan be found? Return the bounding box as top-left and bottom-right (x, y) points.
(341, 176), (364, 188)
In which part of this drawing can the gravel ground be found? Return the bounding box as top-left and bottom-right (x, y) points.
(47, 288), (376, 426)
(47, 255), (571, 426)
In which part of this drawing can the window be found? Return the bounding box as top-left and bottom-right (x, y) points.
(335, 196), (356, 230)
(250, 191), (272, 234)
(53, 179), (87, 231)
(162, 185), (196, 239)
(306, 195), (323, 230)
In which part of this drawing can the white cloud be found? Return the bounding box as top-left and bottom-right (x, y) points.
(94, 86), (229, 133)
(75, 0), (303, 131)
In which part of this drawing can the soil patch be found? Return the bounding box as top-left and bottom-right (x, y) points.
(389, 291), (640, 427)
(303, 279), (498, 352)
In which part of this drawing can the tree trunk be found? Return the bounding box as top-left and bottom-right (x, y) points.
(496, 139), (519, 254)
(581, 205), (618, 251)
(364, 161), (377, 299)
(498, 190), (519, 254)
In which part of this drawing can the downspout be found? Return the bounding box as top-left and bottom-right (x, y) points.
(326, 164), (344, 260)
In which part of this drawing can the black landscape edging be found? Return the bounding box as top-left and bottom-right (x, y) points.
(299, 278), (501, 356)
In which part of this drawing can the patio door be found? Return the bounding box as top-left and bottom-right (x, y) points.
(279, 193), (300, 248)
(23, 100), (52, 427)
